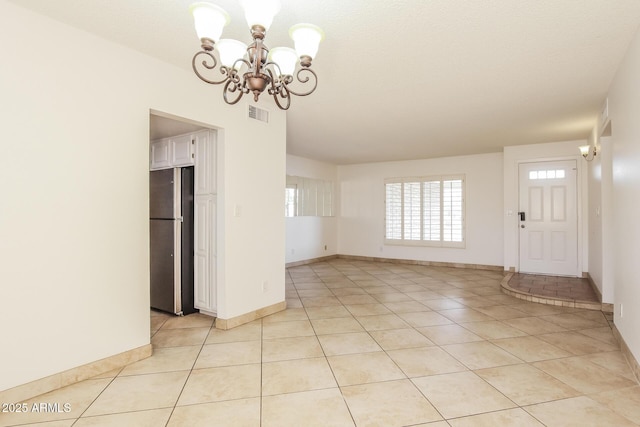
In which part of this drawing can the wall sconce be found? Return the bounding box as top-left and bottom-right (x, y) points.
(579, 145), (597, 161)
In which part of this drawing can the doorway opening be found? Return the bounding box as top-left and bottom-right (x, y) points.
(149, 112), (218, 317)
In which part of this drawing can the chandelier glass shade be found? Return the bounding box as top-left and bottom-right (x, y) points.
(189, 1), (324, 110)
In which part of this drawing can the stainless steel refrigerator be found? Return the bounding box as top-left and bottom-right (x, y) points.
(149, 167), (196, 315)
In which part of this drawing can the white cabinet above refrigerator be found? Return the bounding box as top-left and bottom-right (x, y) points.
(150, 134), (195, 170)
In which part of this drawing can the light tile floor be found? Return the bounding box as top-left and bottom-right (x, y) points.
(2, 259), (639, 426)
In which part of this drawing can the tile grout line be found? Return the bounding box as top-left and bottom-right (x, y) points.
(66, 366), (125, 426)
(163, 314), (216, 426)
(293, 259), (630, 424)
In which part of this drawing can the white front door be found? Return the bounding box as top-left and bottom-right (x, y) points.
(518, 160), (578, 276)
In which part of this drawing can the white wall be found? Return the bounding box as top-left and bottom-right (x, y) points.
(600, 25), (640, 366)
(503, 140), (588, 274)
(337, 153), (504, 267)
(219, 115), (286, 320)
(585, 135), (615, 302)
(285, 154), (338, 263)
(586, 140), (604, 292)
(0, 1), (285, 391)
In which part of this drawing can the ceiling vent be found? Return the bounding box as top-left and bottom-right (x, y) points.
(248, 105), (269, 123)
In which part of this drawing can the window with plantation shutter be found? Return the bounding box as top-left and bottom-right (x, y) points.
(384, 175), (465, 247)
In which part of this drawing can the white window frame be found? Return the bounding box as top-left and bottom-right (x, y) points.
(384, 175), (466, 248)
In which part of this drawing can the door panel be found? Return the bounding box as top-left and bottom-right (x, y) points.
(551, 231), (566, 261)
(150, 168), (177, 219)
(551, 186), (566, 221)
(150, 219), (178, 313)
(529, 187), (543, 221)
(528, 231), (543, 260)
(181, 167), (195, 314)
(519, 160), (578, 276)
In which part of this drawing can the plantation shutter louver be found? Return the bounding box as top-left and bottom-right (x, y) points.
(423, 180), (441, 241)
(443, 179), (463, 242)
(403, 182), (421, 240)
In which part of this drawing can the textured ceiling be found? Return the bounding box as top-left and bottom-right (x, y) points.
(9, 0), (640, 164)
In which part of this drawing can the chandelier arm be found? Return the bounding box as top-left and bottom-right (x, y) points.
(192, 51), (231, 85)
(272, 83), (291, 110)
(222, 78), (245, 105)
(282, 68), (318, 97)
(264, 61), (283, 76)
(265, 67), (291, 110)
(234, 58), (252, 71)
(265, 67), (280, 96)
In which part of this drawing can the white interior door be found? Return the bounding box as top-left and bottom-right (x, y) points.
(518, 160), (578, 276)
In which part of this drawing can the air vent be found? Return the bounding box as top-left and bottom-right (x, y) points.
(248, 105), (269, 123)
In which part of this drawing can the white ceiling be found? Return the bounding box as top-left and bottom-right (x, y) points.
(10, 0), (640, 164)
(150, 115), (207, 141)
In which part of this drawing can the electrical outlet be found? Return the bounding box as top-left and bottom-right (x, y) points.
(262, 281), (268, 292)
(324, 245), (327, 250)
(620, 303), (624, 318)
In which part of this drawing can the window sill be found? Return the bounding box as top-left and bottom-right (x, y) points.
(384, 239), (465, 249)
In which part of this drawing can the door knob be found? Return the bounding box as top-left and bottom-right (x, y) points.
(521, 224), (525, 228)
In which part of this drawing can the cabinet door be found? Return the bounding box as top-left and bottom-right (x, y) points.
(150, 139), (170, 170)
(194, 130), (216, 195)
(194, 195), (216, 313)
(171, 135), (194, 166)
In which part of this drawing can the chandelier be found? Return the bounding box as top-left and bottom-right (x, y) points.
(189, 0), (324, 110)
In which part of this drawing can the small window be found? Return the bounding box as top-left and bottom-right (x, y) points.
(529, 169), (566, 180)
(285, 176), (334, 217)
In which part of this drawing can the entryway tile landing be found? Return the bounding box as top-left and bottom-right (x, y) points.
(502, 272), (612, 312)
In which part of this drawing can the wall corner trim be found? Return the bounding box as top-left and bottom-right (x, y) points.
(612, 324), (640, 385)
(216, 301), (286, 330)
(0, 344), (152, 403)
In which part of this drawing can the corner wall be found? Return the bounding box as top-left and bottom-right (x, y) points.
(285, 154), (338, 263)
(0, 1), (286, 392)
(585, 135), (615, 302)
